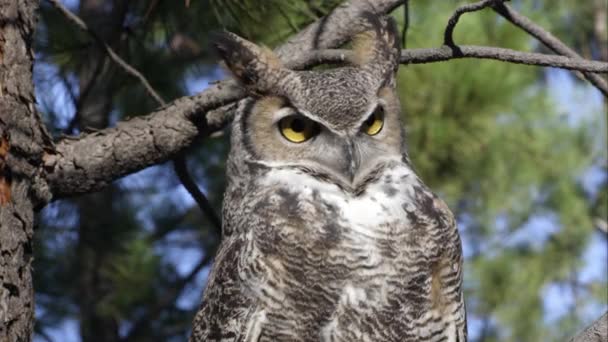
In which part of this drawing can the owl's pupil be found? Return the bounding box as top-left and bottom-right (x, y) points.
(365, 114), (376, 126)
(291, 118), (305, 132)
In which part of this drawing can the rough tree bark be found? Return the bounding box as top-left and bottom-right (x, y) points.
(0, 0), (51, 340)
(569, 312), (608, 342)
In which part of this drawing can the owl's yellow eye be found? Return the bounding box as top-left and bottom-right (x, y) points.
(278, 115), (318, 143)
(362, 106), (384, 136)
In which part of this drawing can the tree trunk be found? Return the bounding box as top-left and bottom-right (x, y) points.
(0, 0), (49, 341)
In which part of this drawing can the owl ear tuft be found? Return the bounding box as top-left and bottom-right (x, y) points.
(352, 13), (401, 85)
(212, 31), (288, 94)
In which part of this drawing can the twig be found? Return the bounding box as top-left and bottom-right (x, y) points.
(47, 0), (223, 235)
(66, 58), (105, 134)
(143, 0), (161, 23)
(491, 2), (608, 96)
(173, 156), (222, 236)
(444, 0), (501, 47)
(402, 0), (409, 48)
(46, 0), (165, 105)
(441, 0), (608, 96)
(172, 153), (222, 237)
(400, 46), (608, 72)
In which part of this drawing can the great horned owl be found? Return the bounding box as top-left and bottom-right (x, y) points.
(191, 14), (467, 342)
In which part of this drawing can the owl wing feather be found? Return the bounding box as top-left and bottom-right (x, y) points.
(189, 235), (258, 342)
(413, 185), (467, 342)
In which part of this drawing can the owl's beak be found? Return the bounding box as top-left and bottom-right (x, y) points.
(343, 140), (360, 183)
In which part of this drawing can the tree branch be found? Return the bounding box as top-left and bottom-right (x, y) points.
(444, 0), (497, 47)
(44, 0), (608, 199)
(401, 46), (608, 72)
(47, 0), (223, 234)
(44, 79), (243, 198)
(46, 0), (165, 105)
(490, 1), (608, 96)
(45, 0), (406, 198)
(288, 46), (608, 73)
(173, 156), (222, 236)
(569, 312), (607, 342)
(443, 0), (608, 96)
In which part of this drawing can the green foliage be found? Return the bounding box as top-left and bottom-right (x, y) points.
(98, 238), (160, 319)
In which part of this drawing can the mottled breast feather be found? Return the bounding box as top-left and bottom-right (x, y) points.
(191, 160), (467, 342)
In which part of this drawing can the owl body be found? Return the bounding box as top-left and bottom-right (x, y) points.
(191, 14), (466, 342)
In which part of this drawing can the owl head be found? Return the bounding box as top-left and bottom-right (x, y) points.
(215, 14), (406, 190)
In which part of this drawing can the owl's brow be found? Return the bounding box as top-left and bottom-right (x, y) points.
(291, 108), (343, 135)
(296, 100), (387, 136)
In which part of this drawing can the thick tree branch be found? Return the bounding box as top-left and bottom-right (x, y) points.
(45, 80), (243, 198)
